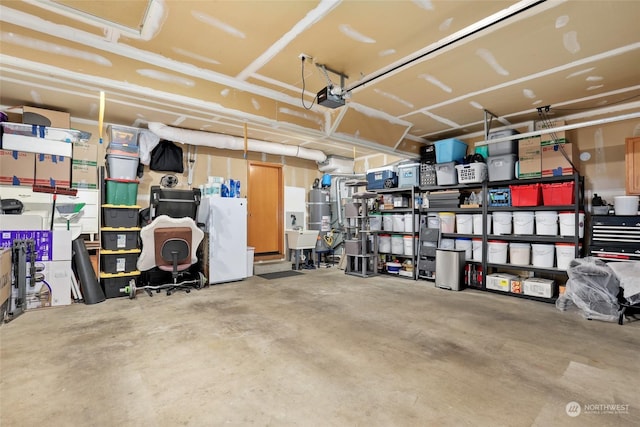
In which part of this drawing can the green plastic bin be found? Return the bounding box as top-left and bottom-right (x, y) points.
(105, 178), (139, 205)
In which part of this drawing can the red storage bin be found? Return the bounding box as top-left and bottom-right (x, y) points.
(509, 183), (542, 206)
(541, 181), (574, 205)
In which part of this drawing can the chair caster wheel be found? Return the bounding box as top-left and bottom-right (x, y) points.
(186, 289), (191, 293)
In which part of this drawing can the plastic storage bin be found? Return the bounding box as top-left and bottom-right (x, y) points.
(510, 183), (542, 206)
(106, 142), (140, 157)
(541, 181), (574, 205)
(420, 163), (437, 186)
(105, 178), (139, 205)
(108, 125), (140, 146)
(100, 271), (140, 299)
(101, 228), (140, 250)
(100, 249), (141, 274)
(509, 242), (531, 266)
(107, 154), (139, 179)
(455, 163), (487, 184)
(434, 138), (468, 163)
(397, 163), (420, 188)
(366, 168), (397, 190)
(102, 204), (140, 228)
(487, 154), (517, 182)
(488, 188), (511, 207)
(435, 162), (458, 185)
(488, 129), (519, 156)
(487, 240), (509, 263)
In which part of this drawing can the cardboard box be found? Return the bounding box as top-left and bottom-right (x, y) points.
(35, 154), (71, 187)
(0, 230), (72, 261)
(72, 139), (98, 163)
(0, 149), (35, 186)
(71, 160), (98, 189)
(0, 248), (11, 313)
(523, 277), (555, 298)
(486, 273), (518, 292)
(10, 106), (70, 129)
(541, 140), (578, 177)
(9, 260), (72, 309)
(518, 136), (541, 179)
(535, 119), (566, 143)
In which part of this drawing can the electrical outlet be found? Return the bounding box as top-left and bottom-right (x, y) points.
(298, 53), (312, 61)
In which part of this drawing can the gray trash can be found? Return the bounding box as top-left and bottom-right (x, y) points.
(435, 249), (466, 291)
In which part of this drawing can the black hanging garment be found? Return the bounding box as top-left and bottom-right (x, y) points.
(150, 140), (184, 173)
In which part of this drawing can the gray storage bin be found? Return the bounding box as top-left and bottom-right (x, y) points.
(435, 161), (458, 186)
(106, 154), (139, 180)
(488, 130), (519, 156)
(488, 154), (517, 182)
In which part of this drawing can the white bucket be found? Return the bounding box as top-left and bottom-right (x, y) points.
(535, 211), (558, 236)
(472, 238), (483, 261)
(369, 214), (382, 231)
(509, 242), (531, 266)
(404, 213), (415, 232)
(427, 214), (440, 229)
(455, 238), (472, 260)
(378, 234), (391, 253)
(531, 243), (555, 268)
(614, 195), (639, 215)
(392, 214), (405, 232)
(492, 211), (512, 235)
(456, 214), (473, 234)
(513, 211), (535, 235)
(556, 243), (579, 270)
(382, 214), (393, 231)
(487, 240), (508, 263)
(440, 238), (455, 250)
(558, 211), (585, 238)
(404, 235), (416, 255)
(472, 214), (492, 235)
(439, 212), (456, 233)
(391, 234), (404, 254)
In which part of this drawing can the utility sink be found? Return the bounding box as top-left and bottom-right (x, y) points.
(286, 230), (319, 249)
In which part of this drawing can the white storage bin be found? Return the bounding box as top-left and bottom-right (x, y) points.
(509, 242), (530, 266)
(513, 211), (535, 235)
(456, 214), (473, 234)
(487, 240), (508, 263)
(535, 211), (558, 236)
(531, 243), (555, 268)
(492, 211), (512, 235)
(439, 212), (456, 233)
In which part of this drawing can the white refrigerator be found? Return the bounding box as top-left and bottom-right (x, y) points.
(206, 197), (248, 284)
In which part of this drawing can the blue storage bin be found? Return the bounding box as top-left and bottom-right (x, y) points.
(434, 138), (468, 163)
(366, 168), (397, 190)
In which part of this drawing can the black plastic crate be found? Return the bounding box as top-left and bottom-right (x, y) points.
(100, 272), (139, 298)
(100, 249), (140, 274)
(102, 205), (140, 228)
(101, 228), (140, 250)
(420, 144), (436, 164)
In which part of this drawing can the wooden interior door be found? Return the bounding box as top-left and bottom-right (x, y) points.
(626, 137), (640, 195)
(247, 162), (283, 256)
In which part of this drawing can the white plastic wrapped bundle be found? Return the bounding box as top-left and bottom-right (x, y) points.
(556, 257), (621, 322)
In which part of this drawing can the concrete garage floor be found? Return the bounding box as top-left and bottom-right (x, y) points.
(1, 267), (639, 426)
